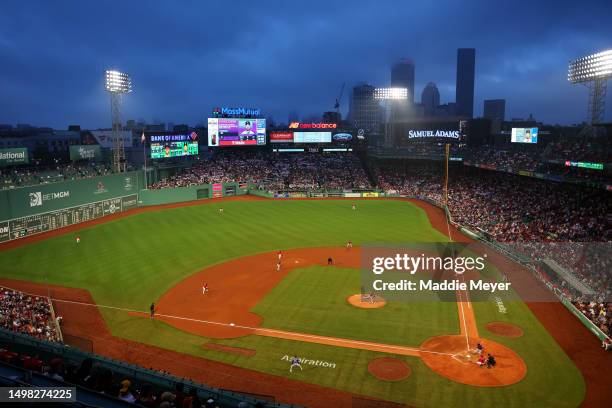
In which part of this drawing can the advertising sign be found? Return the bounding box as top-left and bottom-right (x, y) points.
(212, 183), (223, 198)
(208, 118), (266, 146)
(213, 107), (261, 116)
(407, 130), (460, 139)
(269, 131), (294, 143)
(69, 145), (101, 161)
(289, 122), (337, 129)
(293, 132), (332, 143)
(564, 161), (604, 170)
(0, 148), (29, 167)
(332, 133), (353, 141)
(90, 130), (133, 149)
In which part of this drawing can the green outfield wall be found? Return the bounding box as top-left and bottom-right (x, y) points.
(0, 172), (143, 243)
(137, 182), (248, 206)
(0, 171), (143, 221)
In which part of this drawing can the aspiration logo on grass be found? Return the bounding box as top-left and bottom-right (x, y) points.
(361, 243), (521, 302)
(281, 355), (337, 369)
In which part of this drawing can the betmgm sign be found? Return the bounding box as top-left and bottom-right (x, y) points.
(29, 191), (70, 208)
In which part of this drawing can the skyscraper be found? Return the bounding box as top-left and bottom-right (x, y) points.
(350, 83), (380, 133)
(391, 58), (415, 103)
(455, 48), (475, 118)
(483, 99), (505, 122)
(484, 99), (505, 134)
(421, 82), (440, 117)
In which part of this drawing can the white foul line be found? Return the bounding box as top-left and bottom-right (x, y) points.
(456, 287), (470, 351)
(51, 297), (456, 357)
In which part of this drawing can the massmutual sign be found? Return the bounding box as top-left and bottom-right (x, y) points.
(408, 130), (460, 139)
(213, 106), (261, 116)
(0, 148), (29, 167)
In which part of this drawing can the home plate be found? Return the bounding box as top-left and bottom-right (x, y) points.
(229, 323), (235, 326)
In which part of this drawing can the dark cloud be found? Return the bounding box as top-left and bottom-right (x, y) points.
(0, 0), (611, 128)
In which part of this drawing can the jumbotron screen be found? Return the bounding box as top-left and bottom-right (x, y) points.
(150, 132), (199, 159)
(207, 118), (266, 146)
(511, 128), (538, 144)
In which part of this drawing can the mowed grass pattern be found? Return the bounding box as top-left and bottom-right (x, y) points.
(253, 265), (459, 345)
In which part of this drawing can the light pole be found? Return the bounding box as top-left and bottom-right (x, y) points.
(568, 49), (612, 125)
(105, 70), (132, 172)
(374, 87), (408, 148)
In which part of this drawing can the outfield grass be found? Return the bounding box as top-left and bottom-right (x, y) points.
(0, 199), (586, 406)
(0, 200), (445, 309)
(253, 265), (459, 345)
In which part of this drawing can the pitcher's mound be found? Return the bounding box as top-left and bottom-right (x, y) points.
(347, 294), (386, 309)
(486, 322), (524, 337)
(368, 357), (411, 381)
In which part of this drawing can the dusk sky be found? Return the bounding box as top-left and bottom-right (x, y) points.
(1, 0), (611, 129)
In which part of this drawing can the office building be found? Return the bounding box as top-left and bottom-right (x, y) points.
(456, 48), (476, 118)
(421, 82), (440, 117)
(350, 83), (381, 133)
(483, 99), (506, 134)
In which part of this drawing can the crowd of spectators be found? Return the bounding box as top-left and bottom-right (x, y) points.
(572, 302), (612, 339)
(149, 151), (372, 191)
(375, 163), (610, 243)
(464, 146), (541, 171)
(374, 162), (611, 302)
(0, 161), (116, 190)
(0, 287), (60, 342)
(541, 137), (610, 163)
(0, 346), (258, 407)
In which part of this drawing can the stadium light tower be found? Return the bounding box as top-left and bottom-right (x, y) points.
(105, 70), (132, 172)
(568, 49), (612, 124)
(374, 87), (409, 101)
(374, 87), (408, 147)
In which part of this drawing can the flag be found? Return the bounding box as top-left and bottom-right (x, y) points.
(141, 131), (146, 144)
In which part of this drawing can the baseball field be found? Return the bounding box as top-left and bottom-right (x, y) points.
(0, 197), (597, 407)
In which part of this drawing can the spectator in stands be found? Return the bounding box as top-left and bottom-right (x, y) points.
(118, 379), (137, 403)
(183, 387), (202, 408)
(46, 357), (65, 381)
(137, 383), (157, 407)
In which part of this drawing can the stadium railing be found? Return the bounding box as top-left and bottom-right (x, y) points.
(0, 328), (293, 408)
(0, 360), (135, 407)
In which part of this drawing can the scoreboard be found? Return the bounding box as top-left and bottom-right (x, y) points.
(0, 194), (138, 243)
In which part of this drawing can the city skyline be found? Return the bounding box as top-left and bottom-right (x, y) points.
(1, 0), (612, 129)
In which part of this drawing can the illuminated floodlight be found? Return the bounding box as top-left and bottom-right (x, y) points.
(105, 70), (132, 93)
(568, 50), (612, 83)
(104, 69), (132, 173)
(568, 50), (612, 124)
(374, 87), (408, 100)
